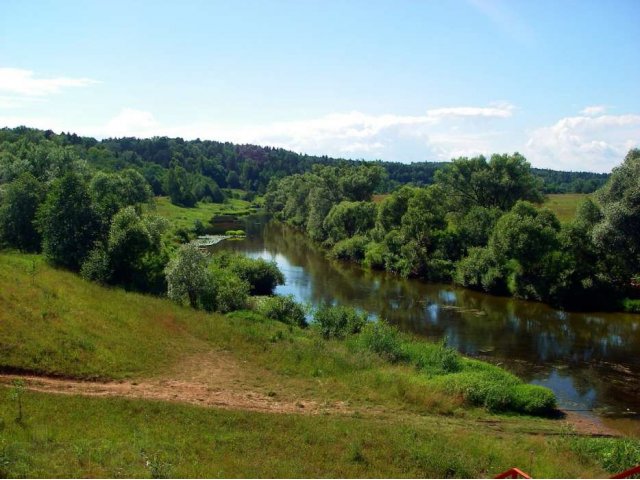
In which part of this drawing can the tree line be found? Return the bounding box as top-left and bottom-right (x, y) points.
(1, 127), (607, 208)
(265, 150), (640, 311)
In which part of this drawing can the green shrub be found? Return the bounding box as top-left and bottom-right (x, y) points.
(511, 384), (556, 414)
(225, 229), (246, 237)
(404, 339), (461, 375)
(430, 361), (557, 414)
(329, 235), (369, 262)
(358, 321), (406, 363)
(214, 253), (284, 295)
(313, 304), (367, 339)
(257, 295), (307, 328)
(207, 268), (250, 313)
(567, 437), (640, 474)
(363, 241), (387, 269)
(80, 244), (112, 284)
(623, 298), (640, 313)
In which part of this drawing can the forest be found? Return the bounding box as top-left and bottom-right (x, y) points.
(0, 126), (635, 313)
(265, 151), (640, 311)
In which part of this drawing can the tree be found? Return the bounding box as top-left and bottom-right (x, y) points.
(0, 173), (45, 252)
(434, 153), (543, 212)
(339, 164), (386, 201)
(166, 166), (197, 207)
(323, 201), (376, 245)
(36, 172), (99, 270)
(165, 244), (209, 308)
(592, 149), (640, 283)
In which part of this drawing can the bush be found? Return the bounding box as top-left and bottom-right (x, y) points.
(404, 339), (461, 375)
(80, 244), (111, 284)
(623, 298), (640, 313)
(430, 360), (557, 414)
(358, 321), (406, 363)
(214, 254), (284, 295)
(257, 295), (307, 328)
(511, 384), (556, 414)
(363, 241), (387, 269)
(313, 304), (367, 339)
(329, 235), (369, 262)
(208, 268), (249, 313)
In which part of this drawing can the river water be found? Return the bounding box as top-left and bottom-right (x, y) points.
(211, 218), (640, 433)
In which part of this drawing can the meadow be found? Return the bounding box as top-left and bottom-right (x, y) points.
(542, 193), (589, 223)
(1, 250), (638, 477)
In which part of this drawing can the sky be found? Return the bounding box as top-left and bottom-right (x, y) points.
(0, 0), (639, 172)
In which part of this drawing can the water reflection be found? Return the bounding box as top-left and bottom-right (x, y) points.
(212, 219), (640, 425)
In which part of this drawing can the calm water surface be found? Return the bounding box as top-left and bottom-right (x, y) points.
(212, 218), (640, 430)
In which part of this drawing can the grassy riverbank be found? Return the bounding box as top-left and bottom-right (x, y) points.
(0, 251), (637, 477)
(146, 195), (257, 235)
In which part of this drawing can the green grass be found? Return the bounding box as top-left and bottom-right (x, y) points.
(541, 193), (589, 223)
(0, 251), (627, 477)
(146, 196), (256, 234)
(0, 391), (607, 478)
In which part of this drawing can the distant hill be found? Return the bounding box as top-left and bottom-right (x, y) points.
(0, 126), (608, 194)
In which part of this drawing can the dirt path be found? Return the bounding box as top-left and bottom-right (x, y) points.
(0, 372), (350, 415)
(0, 351), (622, 437)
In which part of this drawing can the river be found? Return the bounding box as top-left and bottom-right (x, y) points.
(211, 217), (640, 435)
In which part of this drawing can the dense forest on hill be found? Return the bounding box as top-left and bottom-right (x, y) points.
(0, 127), (608, 204)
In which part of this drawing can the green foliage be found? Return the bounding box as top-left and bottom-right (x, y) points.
(622, 298), (640, 313)
(165, 244), (209, 308)
(592, 149), (640, 283)
(166, 166), (197, 207)
(36, 172), (99, 270)
(323, 201), (376, 245)
(357, 321), (407, 363)
(0, 172), (45, 252)
(257, 295), (307, 328)
(89, 169), (153, 228)
(213, 252), (284, 295)
(329, 235), (370, 262)
(403, 339), (462, 375)
(9, 379), (25, 423)
(510, 384), (557, 415)
(434, 153), (543, 212)
(205, 267), (250, 313)
(313, 304), (367, 339)
(567, 437), (640, 474)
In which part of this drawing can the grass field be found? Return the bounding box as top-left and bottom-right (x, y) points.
(0, 251), (636, 477)
(0, 391), (609, 478)
(542, 193), (589, 223)
(147, 196), (257, 234)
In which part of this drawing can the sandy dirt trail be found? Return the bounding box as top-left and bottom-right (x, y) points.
(0, 351), (621, 437)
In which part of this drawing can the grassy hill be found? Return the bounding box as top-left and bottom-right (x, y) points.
(0, 251), (633, 477)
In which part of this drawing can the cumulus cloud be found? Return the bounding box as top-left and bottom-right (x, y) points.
(426, 104), (514, 119)
(162, 107), (514, 161)
(0, 68), (98, 97)
(580, 105), (607, 116)
(102, 108), (160, 138)
(525, 113), (640, 172)
(0, 102), (519, 164)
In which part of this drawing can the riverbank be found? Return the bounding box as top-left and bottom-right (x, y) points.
(1, 251), (637, 477)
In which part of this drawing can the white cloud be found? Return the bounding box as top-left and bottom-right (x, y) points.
(0, 103), (518, 164)
(580, 105), (608, 116)
(525, 113), (640, 172)
(0, 68), (98, 97)
(103, 108), (159, 138)
(426, 104), (514, 119)
(159, 106), (514, 161)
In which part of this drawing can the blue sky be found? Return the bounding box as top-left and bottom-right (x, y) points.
(1, 0), (638, 172)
